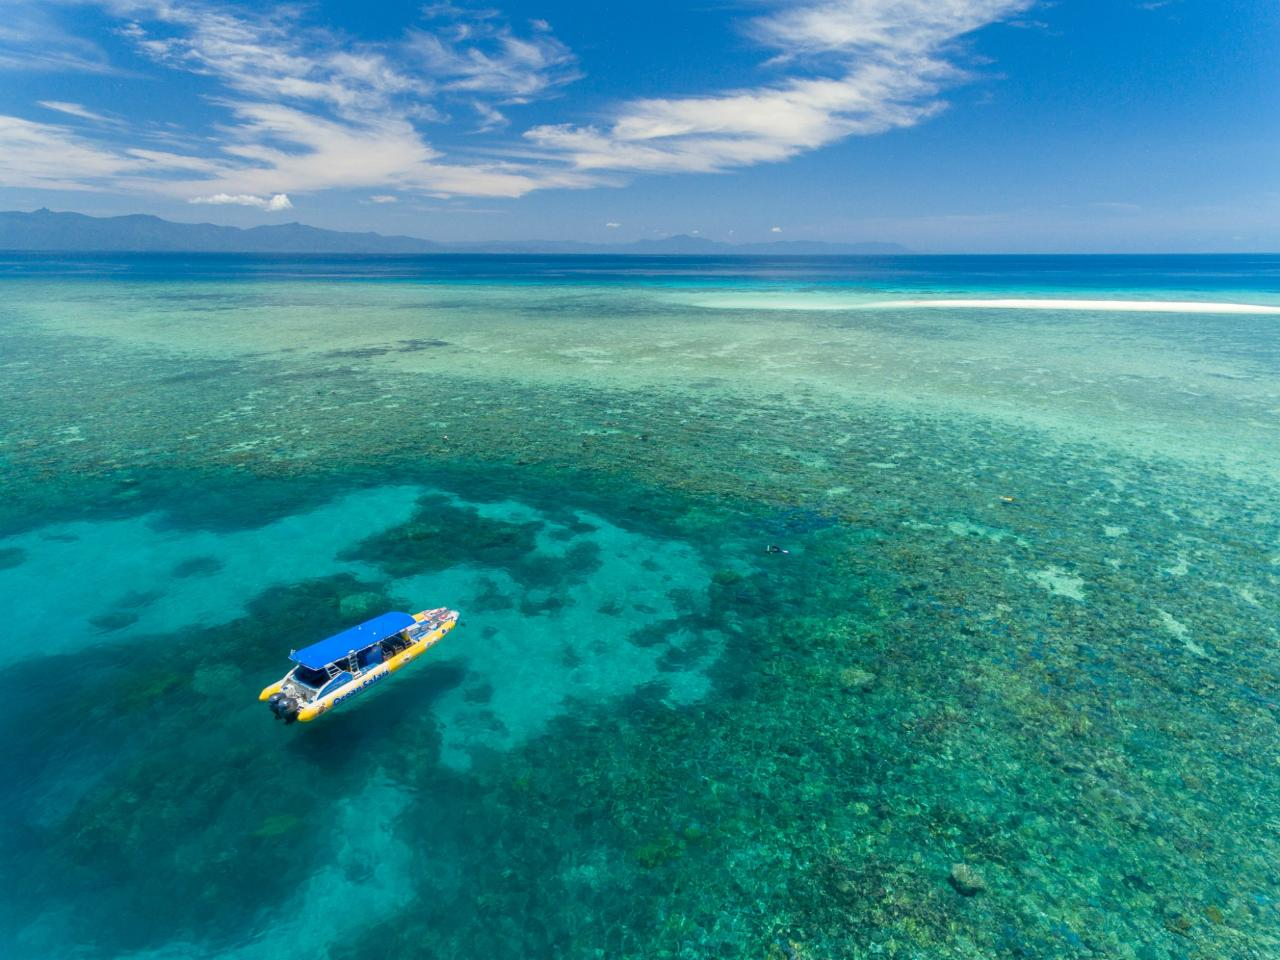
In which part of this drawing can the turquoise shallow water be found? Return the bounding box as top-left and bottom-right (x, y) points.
(1, 254), (1279, 959)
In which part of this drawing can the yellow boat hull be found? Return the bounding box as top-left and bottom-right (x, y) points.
(258, 609), (457, 722)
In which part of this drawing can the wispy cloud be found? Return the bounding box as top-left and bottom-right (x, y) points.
(189, 192), (292, 211)
(0, 2), (119, 74)
(37, 100), (114, 123)
(155, 100), (585, 199)
(0, 0), (592, 201)
(527, 0), (1031, 174)
(0, 0), (1033, 206)
(408, 5), (579, 101)
(369, 194), (399, 204)
(0, 113), (217, 190)
(1006, 19), (1054, 32)
(108, 1), (423, 115)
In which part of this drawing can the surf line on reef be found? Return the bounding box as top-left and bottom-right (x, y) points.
(863, 298), (1280, 315)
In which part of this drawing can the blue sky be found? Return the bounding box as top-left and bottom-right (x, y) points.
(0, 0), (1276, 251)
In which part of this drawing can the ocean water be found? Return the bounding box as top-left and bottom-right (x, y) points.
(1, 253), (1278, 959)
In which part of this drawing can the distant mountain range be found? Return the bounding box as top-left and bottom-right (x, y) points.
(0, 208), (909, 255)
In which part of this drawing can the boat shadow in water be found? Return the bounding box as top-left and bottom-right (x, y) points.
(282, 658), (470, 767)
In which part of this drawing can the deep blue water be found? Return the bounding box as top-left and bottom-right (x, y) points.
(2, 250), (1279, 292)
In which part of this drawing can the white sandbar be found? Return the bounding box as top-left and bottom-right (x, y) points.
(867, 298), (1280, 315)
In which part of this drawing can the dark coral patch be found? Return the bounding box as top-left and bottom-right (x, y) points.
(341, 496), (542, 579)
(90, 610), (139, 632)
(171, 555), (224, 578)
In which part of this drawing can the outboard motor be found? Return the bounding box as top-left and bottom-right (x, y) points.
(267, 691), (301, 724)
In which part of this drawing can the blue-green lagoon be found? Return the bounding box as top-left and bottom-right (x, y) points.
(1, 254), (1278, 959)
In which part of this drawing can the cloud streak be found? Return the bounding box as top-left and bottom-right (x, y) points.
(0, 1), (1032, 205)
(0, 0), (592, 201)
(0, 1), (120, 74)
(37, 100), (114, 123)
(408, 5), (579, 107)
(526, 0), (1030, 174)
(189, 192), (292, 210)
(0, 113), (220, 191)
(109, 1), (423, 115)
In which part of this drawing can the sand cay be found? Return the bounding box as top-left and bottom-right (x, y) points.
(869, 297), (1280, 314)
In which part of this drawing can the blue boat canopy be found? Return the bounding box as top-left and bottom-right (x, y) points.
(290, 612), (415, 670)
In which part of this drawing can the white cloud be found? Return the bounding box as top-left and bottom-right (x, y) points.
(748, 0), (1026, 58)
(37, 100), (112, 123)
(0, 1), (594, 201)
(106, 1), (422, 115)
(408, 6), (579, 101)
(0, 0), (1033, 205)
(369, 194), (399, 204)
(0, 113), (209, 190)
(527, 0), (1030, 174)
(0, 2), (119, 74)
(770, 225), (783, 232)
(189, 192), (292, 211)
(157, 100), (578, 199)
(106, 0), (579, 129)
(469, 99), (510, 132)
(605, 221), (620, 228)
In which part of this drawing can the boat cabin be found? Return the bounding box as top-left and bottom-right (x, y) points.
(263, 606), (458, 723)
(287, 611), (416, 697)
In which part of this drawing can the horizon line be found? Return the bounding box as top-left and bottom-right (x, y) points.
(3, 208), (1278, 257)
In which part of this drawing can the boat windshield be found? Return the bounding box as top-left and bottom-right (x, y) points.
(292, 664), (332, 689)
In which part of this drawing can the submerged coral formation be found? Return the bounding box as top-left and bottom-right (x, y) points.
(1, 254), (1278, 959)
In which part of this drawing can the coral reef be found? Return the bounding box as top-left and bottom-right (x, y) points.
(1, 256), (1278, 959)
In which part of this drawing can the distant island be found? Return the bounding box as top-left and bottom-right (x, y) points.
(0, 208), (909, 256)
